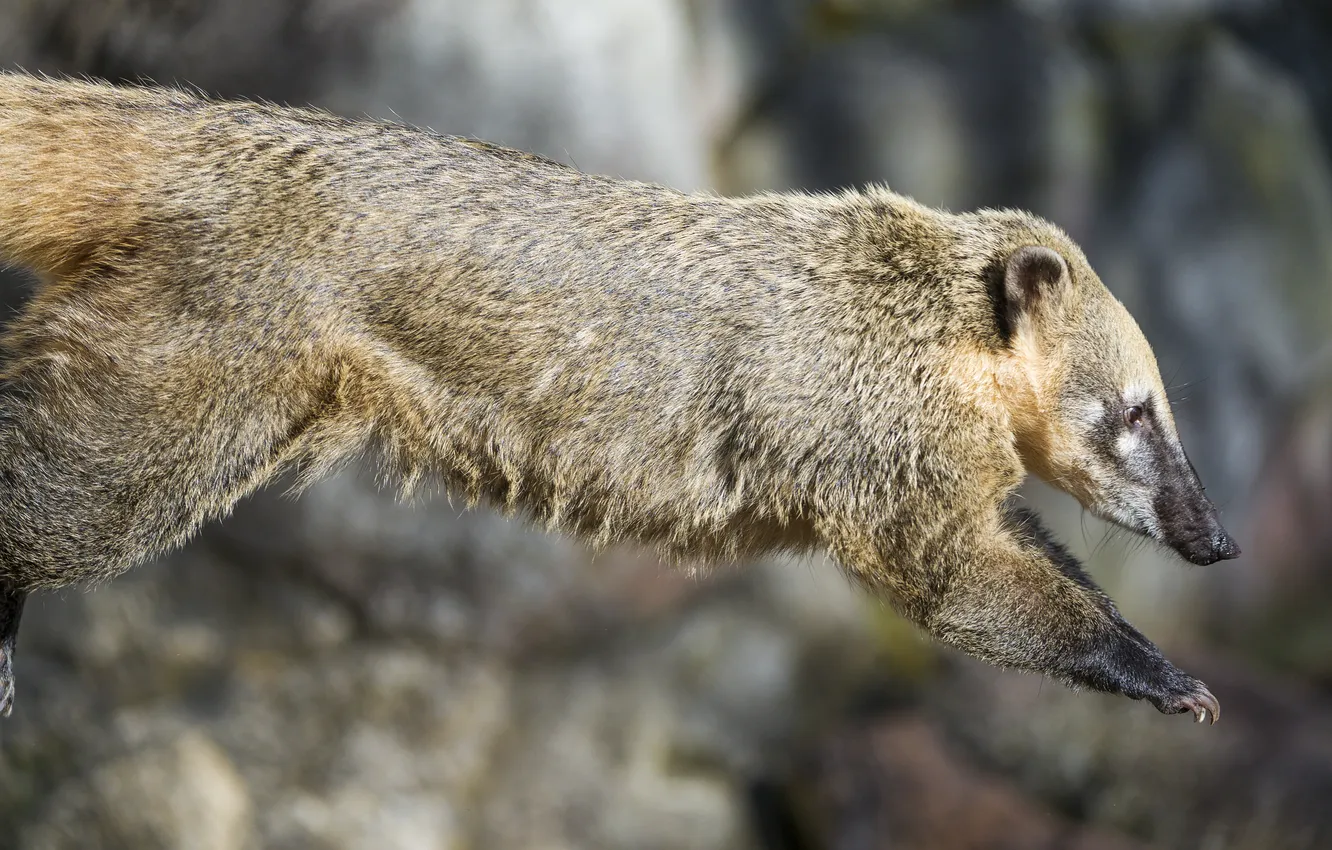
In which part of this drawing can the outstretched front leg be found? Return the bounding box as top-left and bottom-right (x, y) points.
(834, 501), (1219, 722)
(996, 503), (1218, 722)
(0, 584), (25, 716)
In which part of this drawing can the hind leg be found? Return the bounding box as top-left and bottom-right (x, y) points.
(0, 262), (341, 713)
(0, 584), (23, 716)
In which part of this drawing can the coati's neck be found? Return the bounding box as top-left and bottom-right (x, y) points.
(991, 325), (1055, 480)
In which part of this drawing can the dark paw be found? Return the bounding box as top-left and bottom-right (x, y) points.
(1063, 622), (1220, 725)
(1151, 675), (1219, 724)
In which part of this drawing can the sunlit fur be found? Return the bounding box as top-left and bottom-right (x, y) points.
(1007, 281), (1175, 532)
(0, 73), (1228, 720)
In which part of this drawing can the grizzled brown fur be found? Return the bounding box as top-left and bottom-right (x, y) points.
(0, 72), (1237, 720)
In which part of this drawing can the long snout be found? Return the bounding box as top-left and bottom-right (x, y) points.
(1154, 446), (1241, 566)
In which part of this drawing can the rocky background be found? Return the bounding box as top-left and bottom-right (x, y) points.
(1, 1), (1332, 848)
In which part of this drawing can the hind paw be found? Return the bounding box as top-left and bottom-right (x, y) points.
(0, 647), (14, 717)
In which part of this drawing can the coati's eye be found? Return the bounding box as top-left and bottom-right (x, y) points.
(1124, 405), (1145, 429)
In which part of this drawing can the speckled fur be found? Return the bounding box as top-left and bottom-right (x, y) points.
(0, 73), (1226, 720)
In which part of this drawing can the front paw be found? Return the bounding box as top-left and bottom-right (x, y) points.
(1065, 625), (1220, 724)
(1150, 673), (1219, 724)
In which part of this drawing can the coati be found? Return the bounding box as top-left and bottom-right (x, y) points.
(0, 72), (1239, 721)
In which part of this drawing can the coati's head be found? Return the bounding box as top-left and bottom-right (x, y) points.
(994, 240), (1240, 566)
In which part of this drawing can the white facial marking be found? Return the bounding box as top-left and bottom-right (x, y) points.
(1102, 387), (1162, 537)
(1116, 429), (1138, 457)
(1078, 398), (1104, 426)
(1122, 383), (1152, 407)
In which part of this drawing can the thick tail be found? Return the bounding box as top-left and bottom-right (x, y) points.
(0, 73), (174, 278)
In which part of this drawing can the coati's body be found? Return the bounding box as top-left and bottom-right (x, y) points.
(0, 73), (1237, 720)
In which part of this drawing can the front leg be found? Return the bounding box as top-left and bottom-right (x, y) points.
(995, 504), (1218, 722)
(0, 583), (25, 716)
(834, 504), (1219, 723)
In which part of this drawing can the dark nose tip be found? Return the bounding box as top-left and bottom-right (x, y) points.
(1177, 527), (1241, 565)
(1212, 530), (1241, 561)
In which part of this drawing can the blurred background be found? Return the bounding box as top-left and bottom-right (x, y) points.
(1, 0), (1331, 848)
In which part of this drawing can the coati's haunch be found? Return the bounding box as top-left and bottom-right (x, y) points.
(0, 73), (1239, 720)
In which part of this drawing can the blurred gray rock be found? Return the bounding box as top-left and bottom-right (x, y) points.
(0, 0), (390, 103)
(930, 654), (1332, 850)
(315, 0), (716, 189)
(22, 730), (253, 850)
(795, 715), (1147, 850)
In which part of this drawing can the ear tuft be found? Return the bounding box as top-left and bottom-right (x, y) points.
(1003, 245), (1067, 321)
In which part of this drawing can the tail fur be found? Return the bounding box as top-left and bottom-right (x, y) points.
(0, 73), (170, 278)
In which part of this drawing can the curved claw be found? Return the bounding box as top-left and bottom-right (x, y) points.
(1172, 683), (1220, 725)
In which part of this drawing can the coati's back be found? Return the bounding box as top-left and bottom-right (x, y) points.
(0, 73), (967, 565)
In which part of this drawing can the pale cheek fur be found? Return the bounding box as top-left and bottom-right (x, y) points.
(1111, 430), (1160, 534)
(1115, 429), (1137, 462)
(1117, 431), (1156, 481)
(1077, 398), (1104, 427)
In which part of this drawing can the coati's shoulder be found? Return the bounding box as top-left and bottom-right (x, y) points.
(782, 188), (1101, 350)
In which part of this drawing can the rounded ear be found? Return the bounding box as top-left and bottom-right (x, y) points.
(1003, 245), (1068, 323)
